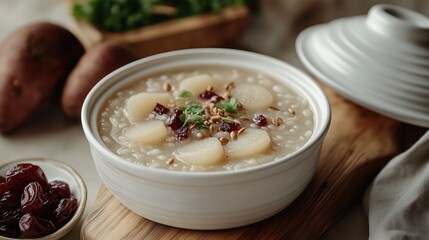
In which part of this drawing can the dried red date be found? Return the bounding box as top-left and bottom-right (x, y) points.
(39, 192), (59, 220)
(0, 177), (6, 195)
(0, 190), (21, 211)
(21, 182), (44, 214)
(0, 163), (79, 238)
(0, 184), (6, 196)
(0, 208), (23, 225)
(199, 90), (224, 103)
(53, 198), (78, 228)
(0, 223), (20, 238)
(175, 125), (189, 141)
(38, 181), (71, 219)
(218, 120), (241, 132)
(6, 164), (48, 190)
(166, 109), (184, 131)
(199, 90), (217, 99)
(0, 208), (22, 237)
(19, 213), (56, 238)
(47, 180), (70, 199)
(253, 114), (268, 127)
(210, 95), (224, 103)
(153, 103), (170, 115)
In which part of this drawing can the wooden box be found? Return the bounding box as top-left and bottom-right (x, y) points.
(70, 5), (250, 57)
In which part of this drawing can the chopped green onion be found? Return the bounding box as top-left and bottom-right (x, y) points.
(216, 97), (239, 113)
(178, 90), (193, 98)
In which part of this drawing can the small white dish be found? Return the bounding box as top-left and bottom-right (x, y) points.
(296, 4), (429, 127)
(0, 158), (87, 240)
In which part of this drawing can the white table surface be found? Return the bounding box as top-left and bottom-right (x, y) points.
(0, 1), (368, 239)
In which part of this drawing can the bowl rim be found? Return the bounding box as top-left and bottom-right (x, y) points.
(81, 48), (331, 178)
(0, 157), (87, 240)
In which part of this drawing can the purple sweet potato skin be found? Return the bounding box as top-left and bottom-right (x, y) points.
(0, 22), (84, 132)
(61, 42), (138, 119)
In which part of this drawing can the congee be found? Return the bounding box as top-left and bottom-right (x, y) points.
(98, 67), (314, 171)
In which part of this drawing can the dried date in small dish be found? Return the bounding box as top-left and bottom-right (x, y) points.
(0, 158), (87, 239)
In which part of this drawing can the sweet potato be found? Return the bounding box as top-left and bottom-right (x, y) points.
(61, 42), (138, 119)
(0, 22), (84, 132)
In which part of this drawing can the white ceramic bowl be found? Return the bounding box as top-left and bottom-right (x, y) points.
(81, 48), (330, 230)
(0, 158), (87, 240)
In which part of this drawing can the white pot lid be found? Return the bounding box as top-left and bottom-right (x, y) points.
(296, 4), (429, 127)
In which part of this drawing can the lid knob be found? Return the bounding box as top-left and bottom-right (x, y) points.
(366, 4), (429, 43)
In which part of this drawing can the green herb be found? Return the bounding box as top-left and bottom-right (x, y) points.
(216, 98), (239, 113)
(179, 100), (206, 129)
(178, 90), (193, 98)
(220, 116), (235, 122)
(72, 0), (246, 32)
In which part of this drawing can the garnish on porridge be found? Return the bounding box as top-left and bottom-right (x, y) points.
(98, 68), (314, 171)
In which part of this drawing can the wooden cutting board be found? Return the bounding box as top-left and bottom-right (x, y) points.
(80, 86), (425, 240)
